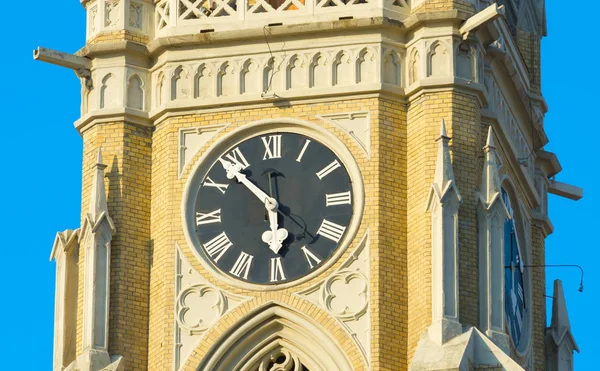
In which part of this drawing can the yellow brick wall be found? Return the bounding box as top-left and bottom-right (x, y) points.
(516, 30), (542, 95)
(146, 97), (408, 370)
(78, 122), (152, 370)
(412, 0), (476, 14)
(405, 90), (481, 359)
(87, 30), (149, 45)
(531, 225), (547, 370)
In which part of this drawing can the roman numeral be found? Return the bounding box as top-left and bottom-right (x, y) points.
(230, 251), (253, 280)
(270, 257), (286, 282)
(225, 147), (250, 169)
(195, 209), (221, 226)
(317, 219), (346, 243)
(296, 139), (311, 162)
(261, 135), (282, 160)
(301, 246), (322, 269)
(203, 232), (232, 262)
(203, 177), (229, 194)
(316, 160), (341, 180)
(326, 191), (352, 206)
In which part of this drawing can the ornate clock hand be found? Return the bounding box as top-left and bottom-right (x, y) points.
(219, 158), (288, 253)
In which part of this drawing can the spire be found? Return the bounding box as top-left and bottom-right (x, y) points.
(88, 148), (109, 223)
(433, 119), (456, 192)
(549, 280), (579, 351)
(480, 126), (502, 205)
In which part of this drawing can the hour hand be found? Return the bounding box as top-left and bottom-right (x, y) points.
(263, 207), (288, 253)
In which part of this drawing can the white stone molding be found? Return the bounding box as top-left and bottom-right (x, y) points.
(382, 48), (402, 87)
(149, 43), (389, 114)
(357, 47), (378, 85)
(426, 40), (451, 79)
(295, 232), (370, 367)
(546, 280), (579, 371)
(199, 302), (354, 371)
(84, 0), (153, 42)
(182, 118), (365, 291)
(410, 326), (525, 371)
(51, 229), (80, 371)
(476, 127), (511, 353)
(178, 124), (229, 178)
(76, 149), (118, 371)
(317, 111), (371, 159)
(247, 347), (310, 371)
(425, 119), (463, 345)
(173, 243), (248, 371)
(154, 0), (410, 36)
(483, 72), (535, 180)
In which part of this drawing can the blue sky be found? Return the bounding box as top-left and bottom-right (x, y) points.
(1, 2), (595, 369)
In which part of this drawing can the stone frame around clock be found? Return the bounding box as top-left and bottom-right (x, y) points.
(181, 118), (365, 291)
(500, 176), (533, 359)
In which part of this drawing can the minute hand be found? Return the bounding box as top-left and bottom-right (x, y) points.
(219, 158), (274, 205)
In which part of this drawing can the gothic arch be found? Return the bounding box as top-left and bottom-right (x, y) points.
(197, 302), (354, 371)
(498, 175), (533, 356)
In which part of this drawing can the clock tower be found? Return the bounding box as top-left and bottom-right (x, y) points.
(40, 0), (581, 370)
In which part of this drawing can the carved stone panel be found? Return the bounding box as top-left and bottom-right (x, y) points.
(295, 232), (370, 368)
(174, 243), (248, 370)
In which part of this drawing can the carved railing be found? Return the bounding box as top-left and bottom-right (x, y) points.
(155, 0), (410, 34)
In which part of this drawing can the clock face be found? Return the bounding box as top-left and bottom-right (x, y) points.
(190, 132), (354, 285)
(502, 188), (527, 348)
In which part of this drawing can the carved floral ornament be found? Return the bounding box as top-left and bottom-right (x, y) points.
(254, 348), (309, 371)
(321, 269), (368, 321)
(176, 284), (226, 335)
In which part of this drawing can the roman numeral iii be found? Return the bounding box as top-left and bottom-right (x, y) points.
(225, 147), (250, 169)
(195, 209), (221, 225)
(326, 191), (351, 206)
(261, 135), (282, 160)
(203, 232), (232, 262)
(270, 257), (286, 282)
(316, 159), (341, 180)
(317, 219), (347, 243)
(230, 252), (253, 280)
(203, 177), (229, 194)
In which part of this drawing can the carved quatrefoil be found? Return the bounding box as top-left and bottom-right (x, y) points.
(321, 269), (368, 321)
(176, 284), (225, 335)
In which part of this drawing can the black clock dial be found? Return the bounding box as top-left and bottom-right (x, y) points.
(191, 132), (354, 285)
(502, 188), (526, 348)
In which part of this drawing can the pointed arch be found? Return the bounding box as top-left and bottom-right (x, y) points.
(356, 47), (377, 84)
(197, 302), (354, 371)
(382, 50), (401, 86)
(263, 56), (283, 93)
(126, 74), (144, 110)
(156, 71), (165, 107)
(427, 40), (450, 77)
(194, 63), (213, 99)
(171, 65), (191, 101)
(408, 48), (420, 85)
(240, 59), (260, 95)
(309, 52), (328, 88)
(286, 54), (306, 90)
(218, 62), (236, 97)
(333, 50), (352, 86)
(100, 73), (116, 109)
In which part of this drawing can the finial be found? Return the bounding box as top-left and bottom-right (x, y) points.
(437, 118), (450, 142)
(88, 147), (109, 222)
(484, 126), (496, 151)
